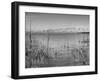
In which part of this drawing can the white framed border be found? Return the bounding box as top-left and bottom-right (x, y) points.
(19, 5), (95, 76)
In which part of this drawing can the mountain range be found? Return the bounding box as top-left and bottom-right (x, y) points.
(31, 27), (89, 33)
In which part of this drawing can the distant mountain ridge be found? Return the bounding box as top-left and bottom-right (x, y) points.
(30, 27), (89, 33)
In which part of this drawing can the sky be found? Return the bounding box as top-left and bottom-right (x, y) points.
(25, 12), (89, 32)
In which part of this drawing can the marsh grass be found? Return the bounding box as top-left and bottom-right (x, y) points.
(25, 33), (89, 68)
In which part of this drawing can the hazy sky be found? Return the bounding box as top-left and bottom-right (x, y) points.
(25, 12), (89, 32)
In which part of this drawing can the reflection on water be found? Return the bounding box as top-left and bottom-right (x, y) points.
(25, 32), (89, 68)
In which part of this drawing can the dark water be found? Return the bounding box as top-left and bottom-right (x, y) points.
(26, 33), (89, 49)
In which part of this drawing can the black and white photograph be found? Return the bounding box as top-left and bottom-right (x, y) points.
(11, 1), (97, 79)
(25, 12), (90, 68)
